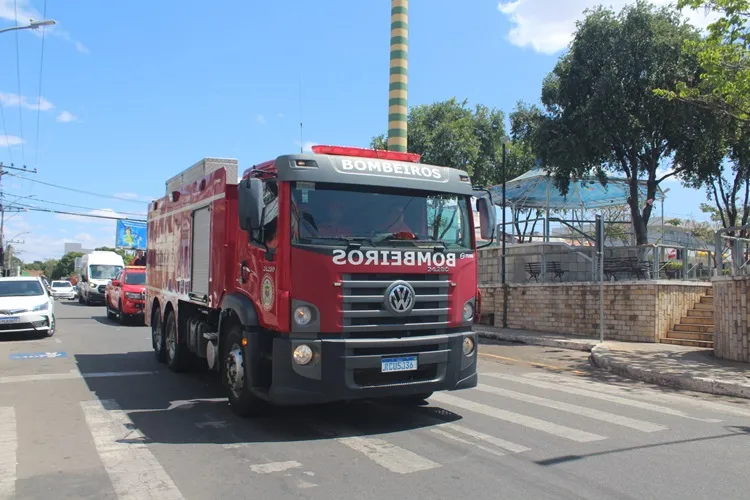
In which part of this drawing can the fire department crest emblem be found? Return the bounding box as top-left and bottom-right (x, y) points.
(261, 274), (274, 311)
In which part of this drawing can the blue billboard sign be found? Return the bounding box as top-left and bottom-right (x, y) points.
(116, 220), (147, 250)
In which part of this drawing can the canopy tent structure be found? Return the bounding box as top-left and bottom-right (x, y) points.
(488, 168), (667, 211)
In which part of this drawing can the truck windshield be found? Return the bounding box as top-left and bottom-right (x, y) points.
(124, 272), (146, 285)
(291, 182), (472, 249)
(89, 265), (123, 280)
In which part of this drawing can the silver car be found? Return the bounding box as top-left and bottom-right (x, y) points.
(49, 280), (77, 300)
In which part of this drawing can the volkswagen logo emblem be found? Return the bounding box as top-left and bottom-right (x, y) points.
(384, 280), (415, 315)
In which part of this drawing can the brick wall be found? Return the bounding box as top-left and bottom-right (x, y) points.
(713, 276), (750, 362)
(479, 281), (710, 342)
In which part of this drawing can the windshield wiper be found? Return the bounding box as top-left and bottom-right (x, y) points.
(309, 236), (376, 249)
(374, 234), (447, 251)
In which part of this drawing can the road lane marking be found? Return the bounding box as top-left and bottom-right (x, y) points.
(522, 372), (750, 419)
(0, 407), (16, 500)
(435, 423), (531, 453)
(431, 392), (607, 443)
(336, 436), (440, 474)
(0, 370), (157, 384)
(250, 461), (302, 474)
(482, 372), (723, 422)
(80, 399), (184, 500)
(429, 428), (506, 457)
(475, 383), (667, 433)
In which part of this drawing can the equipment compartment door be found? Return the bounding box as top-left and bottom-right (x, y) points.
(191, 206), (211, 295)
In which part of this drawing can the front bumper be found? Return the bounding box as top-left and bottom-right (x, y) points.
(52, 292), (76, 300)
(265, 330), (477, 405)
(0, 313), (52, 333)
(121, 300), (145, 315)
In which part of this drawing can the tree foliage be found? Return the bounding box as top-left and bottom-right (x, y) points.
(657, 0), (750, 120)
(51, 252), (83, 280)
(515, 1), (702, 245)
(370, 98), (522, 187)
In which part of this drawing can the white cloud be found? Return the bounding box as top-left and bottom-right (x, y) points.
(0, 1), (89, 55)
(497, 0), (719, 54)
(277, 112), (285, 119)
(256, 114), (266, 125)
(0, 135), (23, 147)
(0, 92), (54, 111)
(75, 41), (89, 54)
(56, 110), (77, 123)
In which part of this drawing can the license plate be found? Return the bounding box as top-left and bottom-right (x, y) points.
(0, 316), (20, 324)
(381, 356), (418, 373)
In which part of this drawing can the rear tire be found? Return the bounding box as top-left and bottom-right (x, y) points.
(118, 301), (128, 326)
(151, 305), (166, 363)
(164, 311), (191, 372)
(221, 323), (267, 417)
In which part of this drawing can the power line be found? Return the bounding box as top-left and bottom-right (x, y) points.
(20, 206), (146, 222)
(33, 0), (49, 171)
(2, 171), (149, 203)
(13, 198), (145, 217)
(13, 0), (26, 165)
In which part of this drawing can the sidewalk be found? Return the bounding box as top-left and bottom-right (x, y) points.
(475, 325), (750, 399)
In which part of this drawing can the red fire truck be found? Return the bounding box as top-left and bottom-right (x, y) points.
(146, 145), (496, 416)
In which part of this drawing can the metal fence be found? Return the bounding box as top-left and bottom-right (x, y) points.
(714, 225), (750, 276)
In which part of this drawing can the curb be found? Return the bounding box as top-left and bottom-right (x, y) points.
(475, 328), (596, 352)
(590, 345), (750, 400)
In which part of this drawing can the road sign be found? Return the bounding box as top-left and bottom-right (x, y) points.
(9, 351), (68, 360)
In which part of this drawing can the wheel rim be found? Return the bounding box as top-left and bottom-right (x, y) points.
(225, 343), (245, 398)
(152, 314), (162, 351)
(167, 319), (176, 360)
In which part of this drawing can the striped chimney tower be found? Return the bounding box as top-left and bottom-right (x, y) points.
(387, 0), (408, 152)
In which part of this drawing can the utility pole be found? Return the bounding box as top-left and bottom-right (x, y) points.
(0, 162), (37, 275)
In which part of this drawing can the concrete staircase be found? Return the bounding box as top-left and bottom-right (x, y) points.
(661, 288), (714, 348)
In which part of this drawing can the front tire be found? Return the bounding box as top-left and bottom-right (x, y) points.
(106, 297), (116, 320)
(151, 305), (166, 363)
(164, 311), (191, 372)
(118, 301), (128, 326)
(44, 314), (55, 337)
(221, 323), (267, 417)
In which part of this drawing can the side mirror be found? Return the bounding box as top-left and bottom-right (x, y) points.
(238, 177), (264, 232)
(476, 196), (497, 241)
(111, 280), (121, 287)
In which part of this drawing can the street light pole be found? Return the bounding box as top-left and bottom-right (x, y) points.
(501, 140), (508, 328)
(0, 19), (56, 35)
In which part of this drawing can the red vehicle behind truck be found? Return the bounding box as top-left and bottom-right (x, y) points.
(105, 266), (146, 325)
(145, 145), (496, 416)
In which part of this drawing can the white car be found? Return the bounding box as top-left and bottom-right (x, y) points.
(0, 276), (55, 337)
(49, 280), (77, 300)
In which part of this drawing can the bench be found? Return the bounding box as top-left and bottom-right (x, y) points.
(603, 256), (650, 280)
(526, 261), (566, 282)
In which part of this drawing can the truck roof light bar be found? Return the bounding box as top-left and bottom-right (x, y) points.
(311, 145), (422, 163)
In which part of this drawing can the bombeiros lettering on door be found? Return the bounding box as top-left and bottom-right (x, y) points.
(338, 159), (444, 180)
(332, 249), (456, 269)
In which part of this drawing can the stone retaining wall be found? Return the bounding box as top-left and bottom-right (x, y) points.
(713, 276), (750, 362)
(480, 281), (710, 342)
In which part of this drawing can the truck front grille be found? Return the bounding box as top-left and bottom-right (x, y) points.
(341, 273), (450, 335)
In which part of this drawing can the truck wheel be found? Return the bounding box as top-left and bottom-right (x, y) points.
(221, 324), (267, 417)
(118, 301), (128, 326)
(106, 298), (116, 320)
(151, 306), (166, 363)
(164, 311), (191, 372)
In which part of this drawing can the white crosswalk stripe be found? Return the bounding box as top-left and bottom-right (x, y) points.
(482, 372), (723, 422)
(336, 436), (441, 474)
(474, 383), (668, 432)
(0, 407), (16, 500)
(80, 399), (185, 500)
(434, 422), (531, 454)
(431, 392), (607, 443)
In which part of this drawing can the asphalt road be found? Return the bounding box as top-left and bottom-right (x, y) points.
(1, 302), (749, 500)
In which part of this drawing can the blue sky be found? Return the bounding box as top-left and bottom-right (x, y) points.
(0, 0), (719, 262)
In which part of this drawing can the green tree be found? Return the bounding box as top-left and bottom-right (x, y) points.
(657, 0), (750, 119)
(520, 2), (702, 245)
(370, 98), (519, 187)
(51, 252), (83, 280)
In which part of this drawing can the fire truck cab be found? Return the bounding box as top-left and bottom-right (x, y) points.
(146, 145), (496, 416)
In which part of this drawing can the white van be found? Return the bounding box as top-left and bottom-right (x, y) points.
(78, 251), (125, 305)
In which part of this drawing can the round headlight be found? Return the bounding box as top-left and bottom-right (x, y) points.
(462, 337), (475, 357)
(293, 306), (312, 326)
(463, 302), (474, 321)
(293, 344), (314, 365)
